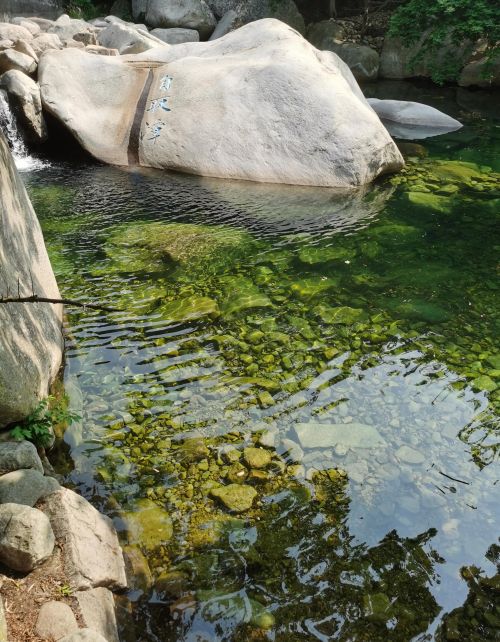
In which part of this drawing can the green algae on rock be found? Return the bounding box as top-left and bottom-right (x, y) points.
(157, 296), (220, 324)
(122, 499), (173, 551)
(210, 484), (258, 512)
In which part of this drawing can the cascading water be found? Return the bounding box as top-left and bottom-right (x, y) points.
(0, 89), (48, 171)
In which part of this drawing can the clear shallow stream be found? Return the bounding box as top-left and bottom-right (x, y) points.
(21, 82), (499, 641)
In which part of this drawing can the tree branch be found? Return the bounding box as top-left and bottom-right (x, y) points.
(0, 295), (120, 312)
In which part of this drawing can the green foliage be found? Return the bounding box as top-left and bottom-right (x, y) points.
(10, 396), (80, 448)
(389, 0), (500, 83)
(64, 0), (113, 20)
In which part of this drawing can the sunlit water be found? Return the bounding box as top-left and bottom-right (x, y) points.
(22, 82), (499, 641)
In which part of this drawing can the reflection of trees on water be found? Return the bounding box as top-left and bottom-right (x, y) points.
(143, 477), (442, 642)
(436, 542), (500, 642)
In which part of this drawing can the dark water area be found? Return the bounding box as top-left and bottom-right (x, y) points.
(21, 81), (499, 641)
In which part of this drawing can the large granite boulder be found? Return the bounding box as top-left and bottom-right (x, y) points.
(43, 488), (127, 591)
(0, 69), (48, 143)
(207, 0), (305, 34)
(145, 0), (216, 38)
(0, 130), (64, 427)
(39, 19), (403, 188)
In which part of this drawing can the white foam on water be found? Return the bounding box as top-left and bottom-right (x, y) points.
(0, 89), (50, 172)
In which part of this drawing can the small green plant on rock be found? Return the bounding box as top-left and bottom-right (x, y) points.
(10, 396), (80, 449)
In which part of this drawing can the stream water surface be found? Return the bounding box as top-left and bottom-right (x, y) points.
(20, 82), (499, 642)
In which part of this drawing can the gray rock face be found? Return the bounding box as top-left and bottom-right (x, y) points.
(39, 20), (403, 187)
(97, 22), (167, 54)
(146, 0), (216, 37)
(0, 69), (47, 143)
(0, 49), (37, 75)
(0, 0), (63, 22)
(76, 587), (120, 642)
(132, 0), (148, 21)
(151, 27), (199, 44)
(294, 423), (386, 450)
(35, 600), (79, 640)
(380, 34), (471, 80)
(208, 9), (239, 40)
(0, 441), (43, 475)
(207, 0), (305, 33)
(329, 42), (379, 82)
(306, 19), (344, 49)
(0, 130), (64, 426)
(43, 488), (127, 591)
(0, 468), (59, 506)
(59, 630), (108, 642)
(0, 503), (55, 572)
(367, 98), (462, 140)
(459, 57), (500, 88)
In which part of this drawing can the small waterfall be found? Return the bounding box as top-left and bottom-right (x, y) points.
(0, 89), (48, 171)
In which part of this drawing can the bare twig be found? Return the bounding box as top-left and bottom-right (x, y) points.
(0, 295), (119, 312)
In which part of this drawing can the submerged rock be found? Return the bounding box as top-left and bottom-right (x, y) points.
(38, 19), (403, 187)
(220, 276), (272, 316)
(105, 222), (254, 274)
(243, 447), (272, 469)
(123, 499), (173, 551)
(368, 98), (462, 140)
(294, 423), (386, 450)
(158, 295), (220, 323)
(210, 484), (257, 512)
(315, 305), (366, 325)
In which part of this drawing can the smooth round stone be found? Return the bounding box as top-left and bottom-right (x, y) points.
(210, 484), (257, 513)
(243, 447), (272, 469)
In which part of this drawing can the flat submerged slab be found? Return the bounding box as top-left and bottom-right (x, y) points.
(295, 422), (386, 449)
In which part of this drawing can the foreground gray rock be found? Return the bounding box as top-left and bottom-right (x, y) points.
(0, 468), (59, 506)
(39, 19), (403, 187)
(43, 488), (127, 591)
(0, 69), (47, 142)
(35, 600), (79, 640)
(0, 130), (64, 426)
(0, 503), (55, 572)
(76, 587), (120, 642)
(368, 98), (462, 139)
(0, 441), (43, 475)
